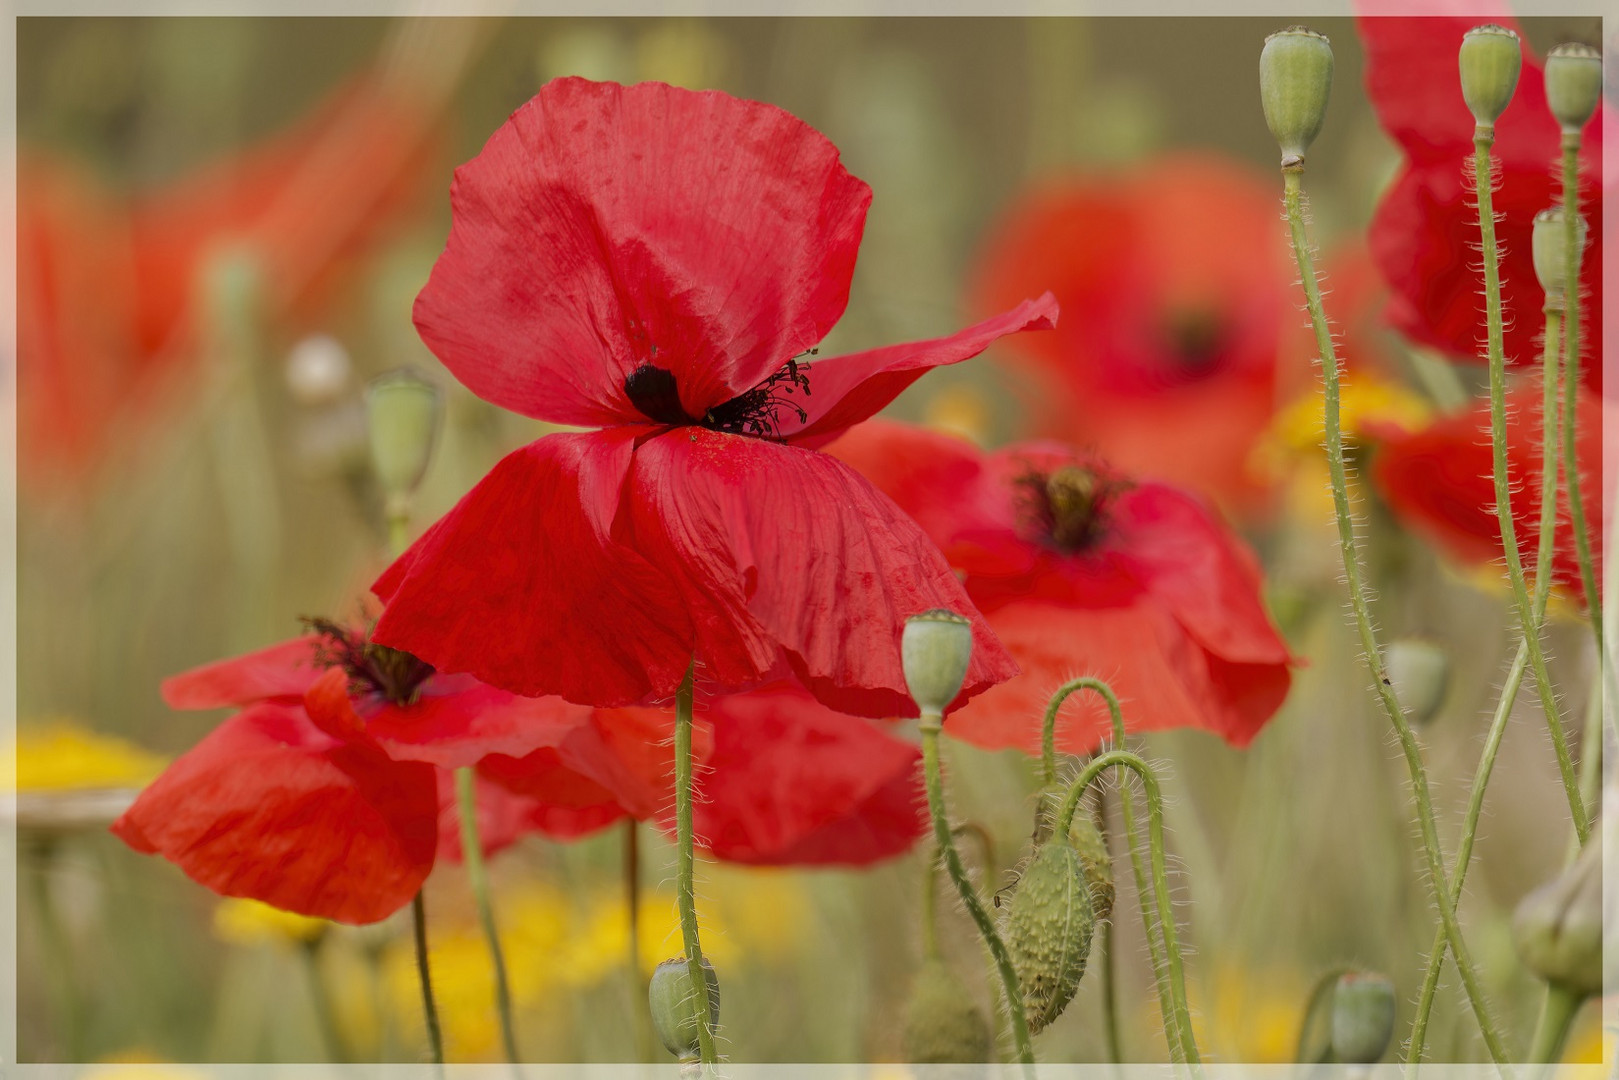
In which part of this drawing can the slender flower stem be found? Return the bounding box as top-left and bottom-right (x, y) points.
(411, 891), (446, 1071)
(1094, 790), (1123, 1065)
(1473, 131), (1588, 843)
(624, 820), (655, 1064)
(673, 667), (719, 1070)
(454, 766), (521, 1064)
(1527, 984), (1585, 1065)
(1559, 139), (1602, 654)
(921, 846), (943, 960)
(1281, 166), (1510, 1070)
(1533, 309), (1565, 625)
(917, 714), (1035, 1070)
(1054, 750), (1199, 1068)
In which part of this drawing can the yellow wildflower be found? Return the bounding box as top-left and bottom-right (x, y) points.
(10, 721), (166, 792)
(212, 898), (327, 947)
(921, 383), (991, 445)
(1180, 962), (1305, 1063)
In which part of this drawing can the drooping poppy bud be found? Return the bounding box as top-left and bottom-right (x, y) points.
(1531, 207), (1589, 305)
(901, 957), (993, 1064)
(1331, 971), (1397, 1063)
(1005, 838), (1096, 1034)
(1513, 833), (1603, 997)
(1259, 27), (1334, 168)
(1385, 638), (1451, 726)
(1458, 25), (1522, 128)
(647, 956), (721, 1061)
(365, 368), (442, 519)
(902, 609), (974, 718)
(1544, 42), (1602, 135)
(1068, 812), (1115, 925)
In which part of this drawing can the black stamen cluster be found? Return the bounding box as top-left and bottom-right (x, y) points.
(303, 617), (435, 707)
(623, 352), (815, 440)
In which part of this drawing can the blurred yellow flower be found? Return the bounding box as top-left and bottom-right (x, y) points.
(212, 897), (327, 947)
(922, 383), (991, 445)
(10, 721), (166, 792)
(80, 1065), (206, 1080)
(1182, 962), (1305, 1063)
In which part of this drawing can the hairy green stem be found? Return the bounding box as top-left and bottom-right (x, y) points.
(454, 767), (521, 1064)
(1094, 790), (1123, 1065)
(1559, 139), (1602, 654)
(411, 891), (446, 1071)
(1474, 131), (1587, 842)
(918, 714), (1035, 1070)
(1281, 166), (1509, 1069)
(1054, 750), (1199, 1067)
(674, 668), (719, 1069)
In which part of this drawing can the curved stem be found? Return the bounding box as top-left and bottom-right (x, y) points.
(918, 714), (1035, 1070)
(673, 667), (719, 1069)
(1054, 750), (1199, 1067)
(1474, 132), (1587, 843)
(454, 767), (521, 1064)
(411, 891), (446, 1071)
(1527, 984), (1585, 1065)
(1559, 138), (1602, 654)
(1282, 166), (1510, 1070)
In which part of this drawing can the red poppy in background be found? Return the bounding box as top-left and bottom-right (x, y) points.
(829, 420), (1295, 755)
(18, 74), (444, 496)
(1359, 15), (1604, 392)
(1370, 383), (1605, 604)
(372, 78), (1054, 718)
(970, 153), (1291, 512)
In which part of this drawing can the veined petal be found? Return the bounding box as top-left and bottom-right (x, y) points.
(161, 636), (325, 710)
(110, 703), (437, 924)
(414, 77), (871, 426)
(371, 429), (693, 706)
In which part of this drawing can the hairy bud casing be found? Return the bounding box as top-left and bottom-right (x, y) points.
(901, 958), (993, 1063)
(1005, 839), (1096, 1034)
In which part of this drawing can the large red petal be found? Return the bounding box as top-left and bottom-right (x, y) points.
(625, 429), (1017, 718)
(371, 429), (693, 706)
(367, 682), (599, 771)
(821, 420), (987, 544)
(413, 77), (871, 426)
(110, 704), (438, 924)
(780, 295), (1058, 446)
(161, 636), (325, 710)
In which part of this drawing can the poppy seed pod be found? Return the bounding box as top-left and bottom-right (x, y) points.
(902, 609), (974, 717)
(647, 957), (720, 1061)
(901, 957), (993, 1063)
(1544, 43), (1602, 134)
(1260, 27), (1334, 168)
(1531, 207), (1589, 303)
(1331, 972), (1397, 1063)
(1385, 638), (1451, 725)
(366, 369), (442, 515)
(1512, 832), (1603, 997)
(1005, 838), (1096, 1034)
(1458, 25), (1522, 128)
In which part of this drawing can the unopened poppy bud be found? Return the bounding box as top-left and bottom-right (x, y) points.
(902, 609), (973, 718)
(1005, 837), (1096, 1034)
(647, 957), (720, 1061)
(1385, 638), (1450, 725)
(1544, 43), (1602, 134)
(1459, 25), (1522, 128)
(366, 369), (442, 516)
(901, 957), (993, 1063)
(1531, 207), (1589, 303)
(1513, 832), (1602, 997)
(1068, 813), (1115, 925)
(1260, 27), (1334, 169)
(1331, 972), (1396, 1063)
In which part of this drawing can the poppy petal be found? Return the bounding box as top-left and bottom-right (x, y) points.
(161, 636), (325, 710)
(625, 429), (1017, 718)
(110, 703), (438, 924)
(413, 77), (872, 427)
(371, 429), (693, 706)
(437, 755), (628, 860)
(367, 682), (599, 771)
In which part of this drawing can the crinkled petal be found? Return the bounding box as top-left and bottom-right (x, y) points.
(110, 703), (438, 924)
(780, 295), (1058, 445)
(414, 77), (872, 426)
(161, 636), (325, 710)
(626, 429), (1016, 718)
(371, 429), (693, 706)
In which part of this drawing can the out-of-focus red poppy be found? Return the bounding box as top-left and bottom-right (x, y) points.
(372, 77), (1053, 718)
(18, 74), (444, 496)
(1359, 15), (1604, 392)
(970, 152), (1291, 513)
(829, 420), (1295, 755)
(1370, 383), (1605, 605)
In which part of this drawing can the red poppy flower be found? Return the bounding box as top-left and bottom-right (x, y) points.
(1370, 382), (1605, 604)
(1359, 14), (1604, 392)
(970, 152), (1290, 512)
(828, 420), (1295, 755)
(370, 78), (1054, 718)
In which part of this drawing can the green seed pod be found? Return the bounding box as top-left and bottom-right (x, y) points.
(1513, 832), (1602, 997)
(1531, 207), (1589, 304)
(1259, 27), (1334, 168)
(1385, 638), (1451, 726)
(902, 609), (974, 717)
(1331, 972), (1397, 1063)
(901, 957), (993, 1064)
(1458, 25), (1522, 128)
(647, 957), (720, 1061)
(1005, 838), (1095, 1034)
(1544, 43), (1602, 134)
(366, 369), (443, 516)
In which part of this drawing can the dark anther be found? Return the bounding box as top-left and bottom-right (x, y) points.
(702, 354), (813, 440)
(304, 616), (435, 707)
(1011, 462), (1131, 554)
(624, 364), (693, 426)
(1165, 311), (1226, 375)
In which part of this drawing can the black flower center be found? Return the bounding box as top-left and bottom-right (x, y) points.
(305, 617), (435, 707)
(623, 354), (814, 440)
(1013, 463), (1127, 553)
(1163, 310), (1227, 376)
